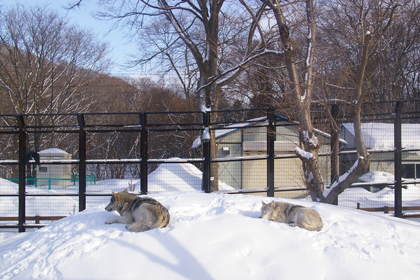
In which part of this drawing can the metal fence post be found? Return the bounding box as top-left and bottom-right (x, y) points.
(202, 111), (211, 193)
(78, 114), (86, 212)
(394, 101), (403, 218)
(267, 107), (275, 197)
(330, 104), (340, 205)
(140, 113), (148, 194)
(17, 115), (26, 232)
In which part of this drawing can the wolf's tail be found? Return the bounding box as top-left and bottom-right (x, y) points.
(300, 210), (323, 231)
(158, 206), (170, 228)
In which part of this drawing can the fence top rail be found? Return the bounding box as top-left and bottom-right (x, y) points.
(147, 158), (204, 164)
(1, 106), (419, 133)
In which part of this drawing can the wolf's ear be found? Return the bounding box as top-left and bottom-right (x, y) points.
(270, 201), (276, 207)
(262, 201), (267, 206)
(112, 192), (119, 199)
(123, 189), (128, 193)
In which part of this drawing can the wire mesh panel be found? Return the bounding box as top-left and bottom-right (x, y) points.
(25, 163), (80, 228)
(274, 157), (308, 199)
(0, 162), (19, 232)
(218, 158), (242, 191)
(86, 163), (139, 192)
(241, 157), (267, 193)
(0, 196), (18, 232)
(149, 161), (203, 192)
(0, 165), (18, 193)
(338, 122), (399, 211)
(1, 107), (420, 232)
(24, 164), (78, 193)
(87, 196), (112, 210)
(401, 122), (420, 220)
(337, 120), (420, 220)
(24, 196), (77, 222)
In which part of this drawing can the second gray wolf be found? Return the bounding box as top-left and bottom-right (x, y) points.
(260, 201), (323, 231)
(105, 190), (170, 232)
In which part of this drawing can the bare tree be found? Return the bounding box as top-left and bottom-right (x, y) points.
(65, 0), (417, 200)
(82, 0), (283, 191)
(129, 19), (198, 100)
(257, 0), (327, 201)
(257, 0), (411, 203)
(0, 4), (109, 151)
(316, 0), (412, 203)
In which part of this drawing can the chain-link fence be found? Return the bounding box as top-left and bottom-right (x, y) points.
(1, 103), (419, 232)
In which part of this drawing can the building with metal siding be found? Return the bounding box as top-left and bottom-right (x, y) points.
(193, 114), (342, 196)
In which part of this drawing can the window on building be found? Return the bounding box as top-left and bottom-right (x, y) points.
(401, 164), (419, 179)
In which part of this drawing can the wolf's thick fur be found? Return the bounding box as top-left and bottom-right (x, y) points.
(260, 201), (323, 231)
(105, 190), (170, 232)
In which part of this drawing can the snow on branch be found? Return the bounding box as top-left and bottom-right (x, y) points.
(325, 156), (364, 196)
(293, 147), (313, 162)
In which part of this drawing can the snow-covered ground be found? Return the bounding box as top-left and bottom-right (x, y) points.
(1, 192), (420, 279)
(338, 171), (420, 211)
(1, 164), (420, 279)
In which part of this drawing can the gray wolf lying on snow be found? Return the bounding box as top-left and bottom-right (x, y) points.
(105, 190), (170, 232)
(260, 201), (323, 231)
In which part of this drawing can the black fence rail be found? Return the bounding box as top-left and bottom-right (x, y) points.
(1, 103), (420, 232)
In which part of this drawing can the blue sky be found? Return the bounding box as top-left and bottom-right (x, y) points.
(1, 0), (139, 77)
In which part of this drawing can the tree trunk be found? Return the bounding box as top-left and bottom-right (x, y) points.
(267, 0), (325, 201)
(323, 33), (372, 203)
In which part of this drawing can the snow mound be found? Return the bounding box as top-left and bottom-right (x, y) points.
(0, 178), (18, 194)
(359, 171), (395, 183)
(148, 159), (234, 192)
(1, 192), (420, 280)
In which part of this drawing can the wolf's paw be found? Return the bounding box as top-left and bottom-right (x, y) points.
(125, 224), (138, 232)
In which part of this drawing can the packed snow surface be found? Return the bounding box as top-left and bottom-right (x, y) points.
(1, 162), (420, 279)
(1, 192), (420, 280)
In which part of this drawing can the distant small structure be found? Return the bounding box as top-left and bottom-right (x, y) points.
(36, 148), (72, 188)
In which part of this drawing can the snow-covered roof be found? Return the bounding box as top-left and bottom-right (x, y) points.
(342, 123), (420, 150)
(192, 114), (347, 149)
(192, 116), (267, 149)
(38, 148), (70, 154)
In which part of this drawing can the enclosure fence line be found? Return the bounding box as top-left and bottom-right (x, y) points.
(0, 102), (418, 232)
